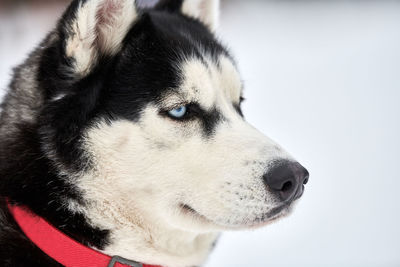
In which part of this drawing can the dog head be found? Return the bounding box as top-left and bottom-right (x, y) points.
(38, 0), (309, 236)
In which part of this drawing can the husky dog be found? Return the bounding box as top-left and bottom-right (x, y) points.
(0, 0), (309, 266)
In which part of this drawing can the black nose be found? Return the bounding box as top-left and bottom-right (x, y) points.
(263, 160), (309, 202)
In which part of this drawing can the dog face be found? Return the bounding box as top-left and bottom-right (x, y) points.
(41, 0), (308, 237)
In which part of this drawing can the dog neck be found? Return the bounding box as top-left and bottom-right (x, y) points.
(79, 198), (219, 267)
(7, 201), (162, 267)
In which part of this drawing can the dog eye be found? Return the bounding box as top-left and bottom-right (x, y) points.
(168, 106), (187, 119)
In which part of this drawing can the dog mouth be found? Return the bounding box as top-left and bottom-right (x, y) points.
(266, 203), (290, 217)
(180, 204), (197, 214)
(179, 203), (216, 224)
(180, 204), (208, 219)
(246, 203), (293, 228)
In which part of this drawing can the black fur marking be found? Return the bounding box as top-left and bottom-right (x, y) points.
(199, 107), (223, 137)
(0, 122), (109, 266)
(101, 10), (229, 127)
(155, 0), (184, 12)
(233, 104), (244, 118)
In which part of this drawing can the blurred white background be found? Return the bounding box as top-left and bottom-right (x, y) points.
(1, 0), (400, 266)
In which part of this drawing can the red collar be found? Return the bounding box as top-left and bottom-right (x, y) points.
(7, 202), (162, 267)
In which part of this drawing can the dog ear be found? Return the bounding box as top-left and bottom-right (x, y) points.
(62, 0), (138, 75)
(156, 0), (219, 32)
(181, 0), (219, 31)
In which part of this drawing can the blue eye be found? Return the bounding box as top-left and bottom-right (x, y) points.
(168, 106), (187, 119)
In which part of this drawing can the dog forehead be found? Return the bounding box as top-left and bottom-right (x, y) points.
(176, 56), (242, 108)
(218, 56), (242, 103)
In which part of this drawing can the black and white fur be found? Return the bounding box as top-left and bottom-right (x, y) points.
(0, 0), (306, 266)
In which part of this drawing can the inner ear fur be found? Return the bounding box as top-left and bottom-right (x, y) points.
(61, 0), (138, 75)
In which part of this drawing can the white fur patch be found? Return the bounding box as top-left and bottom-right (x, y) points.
(65, 0), (137, 75)
(66, 0), (98, 75)
(171, 55), (241, 111)
(81, 119), (219, 266)
(96, 0), (137, 54)
(51, 93), (67, 102)
(181, 0), (220, 32)
(218, 56), (242, 103)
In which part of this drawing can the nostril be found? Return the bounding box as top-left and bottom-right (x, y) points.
(281, 181), (293, 193)
(302, 168), (310, 185)
(263, 160), (308, 201)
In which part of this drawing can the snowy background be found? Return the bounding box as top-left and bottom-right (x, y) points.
(1, 0), (400, 266)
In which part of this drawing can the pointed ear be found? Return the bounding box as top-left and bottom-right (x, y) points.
(156, 0), (219, 32)
(63, 0), (138, 75)
(181, 0), (219, 32)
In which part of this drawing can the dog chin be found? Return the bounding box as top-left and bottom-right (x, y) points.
(244, 204), (294, 229)
(179, 202), (294, 231)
